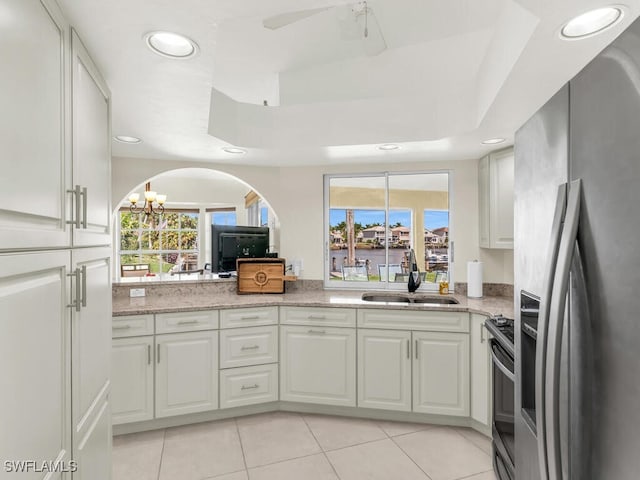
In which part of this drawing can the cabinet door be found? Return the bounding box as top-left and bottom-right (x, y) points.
(71, 247), (112, 465)
(280, 325), (356, 407)
(478, 155), (491, 248)
(489, 148), (514, 248)
(413, 331), (469, 416)
(156, 330), (219, 418)
(112, 336), (154, 425)
(0, 0), (72, 251)
(71, 29), (111, 247)
(0, 251), (72, 478)
(72, 388), (111, 480)
(358, 329), (411, 412)
(470, 314), (492, 427)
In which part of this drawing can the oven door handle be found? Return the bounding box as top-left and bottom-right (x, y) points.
(545, 179), (581, 480)
(491, 342), (515, 383)
(535, 182), (568, 480)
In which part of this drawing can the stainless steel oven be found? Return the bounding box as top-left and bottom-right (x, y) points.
(485, 315), (515, 480)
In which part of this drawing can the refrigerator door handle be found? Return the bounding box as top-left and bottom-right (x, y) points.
(545, 179), (581, 480)
(535, 183), (568, 480)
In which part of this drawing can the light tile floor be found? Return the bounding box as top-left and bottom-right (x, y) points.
(112, 412), (495, 480)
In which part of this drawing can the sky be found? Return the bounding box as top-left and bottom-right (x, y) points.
(329, 209), (449, 230)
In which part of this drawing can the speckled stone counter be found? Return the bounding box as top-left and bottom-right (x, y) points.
(112, 279), (514, 319)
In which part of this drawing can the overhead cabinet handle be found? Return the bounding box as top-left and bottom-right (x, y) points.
(66, 185), (82, 229)
(66, 268), (81, 312)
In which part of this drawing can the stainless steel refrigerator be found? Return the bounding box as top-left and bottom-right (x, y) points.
(514, 17), (640, 480)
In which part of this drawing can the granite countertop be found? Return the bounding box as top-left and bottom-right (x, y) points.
(112, 290), (514, 319)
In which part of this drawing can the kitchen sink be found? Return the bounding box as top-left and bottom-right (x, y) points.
(361, 293), (459, 304)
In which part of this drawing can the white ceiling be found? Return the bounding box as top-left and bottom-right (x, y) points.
(59, 0), (640, 166)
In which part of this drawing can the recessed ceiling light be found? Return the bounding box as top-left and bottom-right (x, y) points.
(144, 31), (198, 58)
(222, 147), (246, 154)
(561, 7), (623, 39)
(378, 144), (400, 151)
(481, 138), (505, 145)
(114, 135), (142, 144)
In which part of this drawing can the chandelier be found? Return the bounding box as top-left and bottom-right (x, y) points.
(128, 182), (166, 216)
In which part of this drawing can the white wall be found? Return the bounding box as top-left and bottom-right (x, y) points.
(112, 156), (514, 285)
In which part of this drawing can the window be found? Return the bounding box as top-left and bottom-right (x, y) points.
(210, 209), (237, 225)
(325, 172), (450, 290)
(119, 210), (199, 274)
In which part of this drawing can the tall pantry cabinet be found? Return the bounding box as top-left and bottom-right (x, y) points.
(0, 1), (112, 479)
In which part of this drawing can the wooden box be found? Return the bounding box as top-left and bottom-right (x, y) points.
(236, 258), (295, 294)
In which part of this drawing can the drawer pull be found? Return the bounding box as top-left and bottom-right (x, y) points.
(112, 325), (131, 330)
(308, 314), (326, 320)
(147, 345), (151, 365)
(308, 329), (326, 334)
(177, 320), (200, 325)
(240, 315), (260, 320)
(241, 384), (259, 391)
(241, 345), (260, 351)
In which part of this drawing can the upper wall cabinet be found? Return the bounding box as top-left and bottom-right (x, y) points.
(71, 30), (111, 247)
(479, 147), (514, 249)
(0, 0), (71, 251)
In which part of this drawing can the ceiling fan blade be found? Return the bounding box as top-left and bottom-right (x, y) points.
(263, 7), (330, 30)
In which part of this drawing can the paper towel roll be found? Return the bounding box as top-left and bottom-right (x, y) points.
(467, 261), (483, 298)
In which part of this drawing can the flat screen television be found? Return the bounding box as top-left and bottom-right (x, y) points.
(211, 225), (269, 273)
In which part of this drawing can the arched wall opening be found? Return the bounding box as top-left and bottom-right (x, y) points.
(112, 166), (280, 279)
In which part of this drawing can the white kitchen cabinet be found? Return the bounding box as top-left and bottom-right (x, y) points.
(0, 0), (71, 251)
(70, 29), (111, 247)
(71, 247), (112, 475)
(220, 363), (279, 409)
(155, 330), (219, 418)
(413, 331), (470, 416)
(0, 251), (72, 478)
(280, 325), (356, 407)
(470, 314), (492, 427)
(358, 329), (412, 412)
(479, 147), (514, 249)
(219, 325), (278, 369)
(112, 336), (154, 425)
(72, 387), (111, 480)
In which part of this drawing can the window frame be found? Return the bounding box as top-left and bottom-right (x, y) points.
(323, 170), (453, 291)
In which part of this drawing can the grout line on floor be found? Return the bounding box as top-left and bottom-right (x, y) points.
(300, 414), (342, 480)
(156, 428), (167, 480)
(388, 435), (434, 480)
(451, 428), (492, 458)
(234, 417), (249, 472)
(454, 468), (496, 480)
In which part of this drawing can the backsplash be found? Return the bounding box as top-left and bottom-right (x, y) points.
(454, 282), (513, 298)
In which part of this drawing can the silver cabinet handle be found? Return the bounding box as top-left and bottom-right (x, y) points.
(308, 314), (326, 320)
(536, 183), (568, 480)
(177, 320), (200, 325)
(240, 315), (260, 320)
(112, 325), (131, 330)
(157, 344), (160, 364)
(406, 339), (410, 359)
(81, 186), (87, 229)
(415, 339), (418, 359)
(545, 180), (581, 480)
(308, 329), (326, 334)
(241, 384), (259, 390)
(241, 345), (260, 351)
(480, 323), (485, 343)
(80, 265), (87, 308)
(66, 268), (81, 312)
(147, 344), (151, 365)
(66, 185), (82, 229)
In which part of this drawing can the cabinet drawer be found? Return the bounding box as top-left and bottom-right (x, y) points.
(219, 326), (278, 369)
(219, 363), (278, 409)
(357, 309), (469, 333)
(220, 306), (278, 329)
(156, 310), (218, 334)
(112, 315), (154, 338)
(280, 306), (356, 327)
